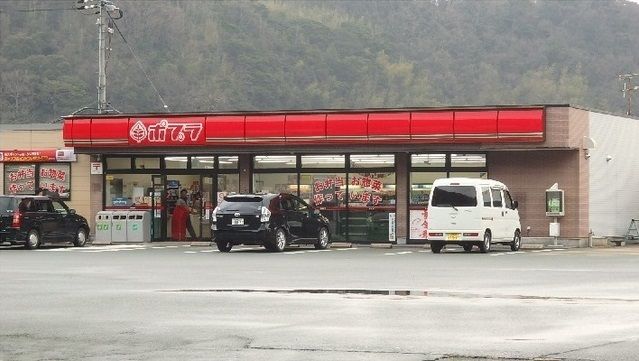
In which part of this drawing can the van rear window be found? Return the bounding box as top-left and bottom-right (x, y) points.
(431, 186), (477, 207)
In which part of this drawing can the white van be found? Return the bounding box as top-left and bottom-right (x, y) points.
(427, 178), (521, 253)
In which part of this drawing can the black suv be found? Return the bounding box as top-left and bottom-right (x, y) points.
(211, 193), (331, 252)
(0, 195), (90, 249)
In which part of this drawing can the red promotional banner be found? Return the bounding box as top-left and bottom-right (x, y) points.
(0, 150), (56, 163)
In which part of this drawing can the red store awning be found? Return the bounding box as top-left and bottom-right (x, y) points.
(63, 107), (544, 148)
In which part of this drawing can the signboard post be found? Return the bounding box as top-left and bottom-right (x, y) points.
(546, 183), (564, 246)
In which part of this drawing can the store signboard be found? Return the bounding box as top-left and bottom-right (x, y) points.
(0, 149), (75, 163)
(90, 162), (103, 174)
(311, 176), (345, 207)
(128, 118), (205, 146)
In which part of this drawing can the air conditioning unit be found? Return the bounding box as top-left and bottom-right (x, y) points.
(55, 149), (77, 162)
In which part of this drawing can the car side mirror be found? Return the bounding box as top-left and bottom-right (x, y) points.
(512, 201), (518, 210)
(69, 209), (76, 214)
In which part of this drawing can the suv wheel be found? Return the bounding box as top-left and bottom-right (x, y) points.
(25, 229), (41, 250)
(510, 230), (521, 251)
(216, 240), (233, 252)
(314, 227), (330, 250)
(479, 231), (491, 253)
(74, 228), (88, 247)
(271, 228), (287, 252)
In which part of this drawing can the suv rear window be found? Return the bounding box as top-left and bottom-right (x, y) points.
(219, 196), (266, 212)
(0, 197), (16, 213)
(431, 186), (478, 207)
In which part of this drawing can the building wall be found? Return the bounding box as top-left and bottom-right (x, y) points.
(589, 112), (639, 237)
(0, 128), (94, 233)
(489, 150), (584, 238)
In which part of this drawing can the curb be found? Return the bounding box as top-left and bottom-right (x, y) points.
(190, 241), (213, 247)
(370, 243), (393, 249)
(331, 242), (353, 248)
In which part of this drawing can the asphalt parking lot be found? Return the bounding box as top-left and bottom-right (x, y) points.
(2, 243), (639, 361)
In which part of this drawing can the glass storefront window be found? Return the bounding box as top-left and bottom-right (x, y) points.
(4, 164), (36, 195)
(300, 173), (347, 242)
(411, 154), (446, 168)
(301, 155), (345, 168)
(105, 174), (153, 207)
(165, 156), (188, 169)
(135, 157), (160, 169)
(451, 153), (486, 167)
(350, 154), (395, 168)
(254, 155), (296, 169)
(38, 163), (71, 199)
(191, 156), (215, 169)
(253, 173), (298, 194)
(410, 172), (446, 206)
(217, 174), (240, 201)
(106, 157), (131, 169)
(449, 171), (488, 178)
(218, 156), (239, 169)
(348, 172), (396, 206)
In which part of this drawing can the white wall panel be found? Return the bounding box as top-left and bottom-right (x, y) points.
(589, 112), (639, 237)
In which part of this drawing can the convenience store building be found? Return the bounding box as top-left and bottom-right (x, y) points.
(3, 104), (639, 244)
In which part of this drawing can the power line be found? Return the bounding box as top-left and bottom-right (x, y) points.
(106, 10), (171, 112)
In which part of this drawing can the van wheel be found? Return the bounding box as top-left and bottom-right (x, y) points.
(431, 242), (444, 253)
(511, 230), (521, 251)
(216, 240), (233, 252)
(462, 244), (473, 252)
(270, 228), (287, 252)
(314, 227), (330, 249)
(73, 228), (88, 247)
(479, 231), (491, 253)
(25, 229), (41, 250)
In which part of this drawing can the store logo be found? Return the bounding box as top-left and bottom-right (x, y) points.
(129, 120), (203, 144)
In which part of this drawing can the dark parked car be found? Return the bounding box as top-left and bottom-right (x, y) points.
(0, 195), (89, 249)
(211, 193), (331, 252)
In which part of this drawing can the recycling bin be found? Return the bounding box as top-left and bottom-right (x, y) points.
(127, 210), (151, 242)
(94, 211), (113, 244)
(111, 211), (129, 242)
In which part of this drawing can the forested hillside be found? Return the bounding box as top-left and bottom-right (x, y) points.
(1, 0), (638, 123)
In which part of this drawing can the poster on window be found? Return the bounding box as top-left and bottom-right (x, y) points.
(4, 164), (36, 195)
(311, 176), (345, 207)
(38, 163), (71, 199)
(348, 174), (388, 207)
(409, 209), (429, 239)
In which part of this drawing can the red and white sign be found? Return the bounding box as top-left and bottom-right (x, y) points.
(0, 149), (76, 163)
(128, 118), (205, 146)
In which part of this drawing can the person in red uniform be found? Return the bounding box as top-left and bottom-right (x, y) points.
(171, 199), (189, 241)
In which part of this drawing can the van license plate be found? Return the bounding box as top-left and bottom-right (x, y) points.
(446, 233), (461, 241)
(231, 218), (244, 226)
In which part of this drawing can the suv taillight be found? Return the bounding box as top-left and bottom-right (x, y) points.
(260, 206), (271, 222)
(210, 207), (219, 231)
(11, 211), (23, 228)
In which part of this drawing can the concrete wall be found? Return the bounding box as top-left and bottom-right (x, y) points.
(589, 112), (639, 237)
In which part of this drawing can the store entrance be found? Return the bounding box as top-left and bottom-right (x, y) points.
(163, 173), (240, 241)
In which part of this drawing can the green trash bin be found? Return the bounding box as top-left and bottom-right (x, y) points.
(94, 211), (113, 244)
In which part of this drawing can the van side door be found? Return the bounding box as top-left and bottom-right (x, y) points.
(502, 190), (519, 239)
(490, 188), (505, 240)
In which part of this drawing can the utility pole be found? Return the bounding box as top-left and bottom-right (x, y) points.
(619, 73), (639, 116)
(77, 0), (122, 114)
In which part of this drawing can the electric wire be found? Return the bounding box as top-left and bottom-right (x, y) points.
(106, 11), (171, 112)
